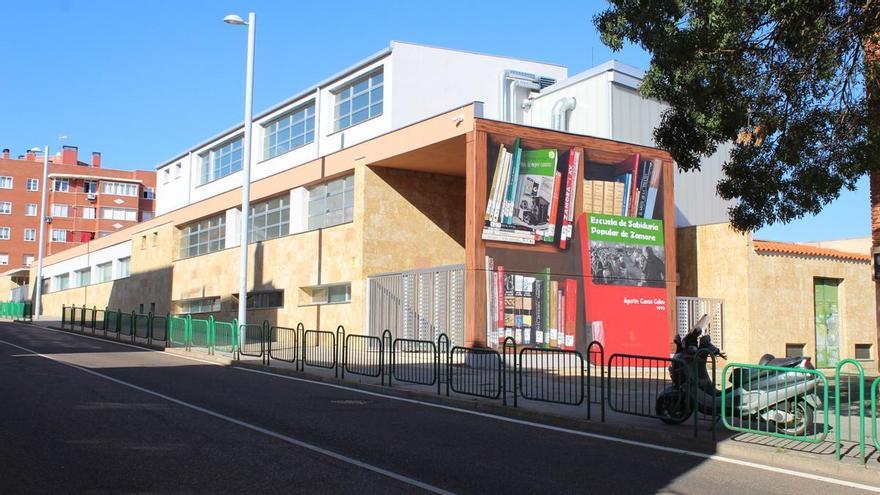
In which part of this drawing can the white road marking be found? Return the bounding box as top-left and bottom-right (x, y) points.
(0, 337), (455, 495)
(11, 323), (880, 493)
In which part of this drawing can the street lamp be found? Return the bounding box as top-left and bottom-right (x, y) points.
(32, 146), (49, 318)
(225, 12), (256, 345)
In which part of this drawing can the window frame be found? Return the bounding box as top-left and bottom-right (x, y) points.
(307, 175), (354, 230)
(101, 181), (138, 197)
(177, 296), (221, 314)
(23, 228), (35, 242)
(0, 176), (12, 189)
(50, 229), (67, 243)
(248, 196), (290, 243)
(117, 257), (131, 278)
(26, 178), (39, 191)
(0, 201), (11, 214)
(263, 102), (316, 160)
(178, 214), (227, 259)
(0, 253), (7, 266)
(52, 178), (69, 192)
(199, 136), (244, 185)
(95, 262), (113, 283)
(51, 203), (69, 218)
(0, 227), (10, 240)
(299, 283), (351, 306)
(25, 203), (37, 216)
(333, 69), (384, 131)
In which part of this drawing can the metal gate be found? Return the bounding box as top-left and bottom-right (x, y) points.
(367, 264), (465, 346)
(676, 296), (723, 347)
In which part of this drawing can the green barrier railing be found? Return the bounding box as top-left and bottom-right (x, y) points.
(872, 376), (880, 452)
(721, 362), (829, 442)
(213, 318), (238, 354)
(169, 314), (191, 350)
(189, 316), (213, 354)
(835, 359), (866, 463)
(0, 301), (32, 321)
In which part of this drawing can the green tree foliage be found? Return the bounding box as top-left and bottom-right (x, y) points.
(595, 0), (880, 231)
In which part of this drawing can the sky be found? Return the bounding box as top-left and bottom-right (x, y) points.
(0, 0), (868, 242)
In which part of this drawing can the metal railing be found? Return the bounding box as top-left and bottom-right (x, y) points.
(721, 362), (829, 442)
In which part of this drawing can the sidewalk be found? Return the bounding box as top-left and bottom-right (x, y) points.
(32, 320), (880, 486)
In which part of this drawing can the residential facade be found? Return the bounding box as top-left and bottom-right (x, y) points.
(0, 146), (155, 272)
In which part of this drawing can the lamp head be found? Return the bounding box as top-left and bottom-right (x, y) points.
(223, 14), (247, 25)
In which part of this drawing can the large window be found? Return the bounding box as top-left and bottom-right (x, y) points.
(26, 178), (38, 191)
(51, 229), (67, 242)
(300, 283), (351, 305)
(101, 207), (137, 221)
(75, 268), (91, 287)
(234, 290), (284, 310)
(0, 227), (10, 240)
(101, 181), (138, 196)
(248, 196), (290, 243)
(0, 202), (11, 214)
(334, 70), (383, 131)
(143, 187), (155, 199)
(0, 176), (12, 189)
(179, 214), (226, 258)
(179, 297), (220, 314)
(25, 203), (37, 216)
(200, 137), (243, 184)
(23, 255), (34, 267)
(81, 207), (96, 219)
(0, 254), (7, 266)
(53, 178), (68, 192)
(82, 180), (98, 193)
(117, 257), (131, 278)
(54, 273), (69, 291)
(308, 176), (354, 230)
(264, 103), (315, 159)
(52, 203), (69, 217)
(96, 262), (112, 283)
(23, 228), (35, 241)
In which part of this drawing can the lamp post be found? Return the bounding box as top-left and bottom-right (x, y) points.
(225, 12), (256, 344)
(32, 146), (49, 318)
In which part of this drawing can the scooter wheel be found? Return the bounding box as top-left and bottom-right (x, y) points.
(656, 393), (692, 425)
(776, 402), (815, 436)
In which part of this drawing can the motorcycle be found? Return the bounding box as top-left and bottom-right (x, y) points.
(655, 314), (822, 436)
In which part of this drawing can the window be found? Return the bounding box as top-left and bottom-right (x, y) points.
(300, 283), (351, 305)
(52, 203), (69, 217)
(179, 214), (226, 258)
(264, 103), (316, 159)
(0, 202), (11, 214)
(53, 178), (69, 192)
(150, 302), (156, 314)
(117, 257), (130, 278)
(152, 232), (158, 247)
(175, 163), (182, 178)
(23, 228), (35, 241)
(82, 180), (98, 193)
(248, 196), (290, 242)
(334, 70), (383, 131)
(25, 203), (37, 216)
(200, 137), (243, 184)
(143, 187), (155, 199)
(26, 178), (38, 191)
(142, 211), (154, 221)
(785, 344), (805, 358)
(308, 175), (354, 230)
(141, 235), (147, 249)
(41, 278), (49, 294)
(95, 262), (112, 283)
(23, 255), (34, 267)
(0, 176), (12, 189)
(101, 207), (137, 221)
(0, 227), (10, 240)
(234, 290), (284, 310)
(81, 207), (96, 219)
(179, 297), (220, 314)
(139, 303), (144, 314)
(855, 344), (872, 360)
(54, 273), (69, 291)
(0, 253), (7, 265)
(163, 169), (170, 184)
(51, 229), (67, 242)
(101, 181), (138, 196)
(75, 268), (91, 287)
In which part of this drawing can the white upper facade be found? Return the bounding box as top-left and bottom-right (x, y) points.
(155, 41), (567, 215)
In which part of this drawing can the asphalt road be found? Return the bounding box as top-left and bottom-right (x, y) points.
(0, 322), (876, 494)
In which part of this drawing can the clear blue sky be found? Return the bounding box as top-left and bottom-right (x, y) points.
(0, 0), (868, 242)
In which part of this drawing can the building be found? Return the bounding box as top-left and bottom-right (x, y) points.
(678, 223), (876, 373)
(0, 146), (155, 300)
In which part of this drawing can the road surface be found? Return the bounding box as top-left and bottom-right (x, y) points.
(0, 322), (875, 494)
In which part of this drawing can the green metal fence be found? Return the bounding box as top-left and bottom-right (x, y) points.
(721, 362), (829, 442)
(213, 319), (238, 354)
(872, 376), (880, 452)
(169, 314), (190, 349)
(835, 359), (866, 463)
(0, 301), (32, 321)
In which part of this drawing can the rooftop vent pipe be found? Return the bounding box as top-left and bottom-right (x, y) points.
(551, 96), (577, 131)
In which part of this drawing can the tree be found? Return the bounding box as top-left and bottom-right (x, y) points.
(594, 0), (880, 231)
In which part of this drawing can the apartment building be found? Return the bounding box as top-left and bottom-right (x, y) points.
(0, 146), (155, 274)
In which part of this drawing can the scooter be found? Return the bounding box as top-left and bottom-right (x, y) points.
(655, 315), (822, 435)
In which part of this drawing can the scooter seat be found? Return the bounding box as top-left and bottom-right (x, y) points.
(761, 356), (802, 368)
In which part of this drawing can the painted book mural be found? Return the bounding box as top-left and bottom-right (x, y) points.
(483, 141), (670, 358)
